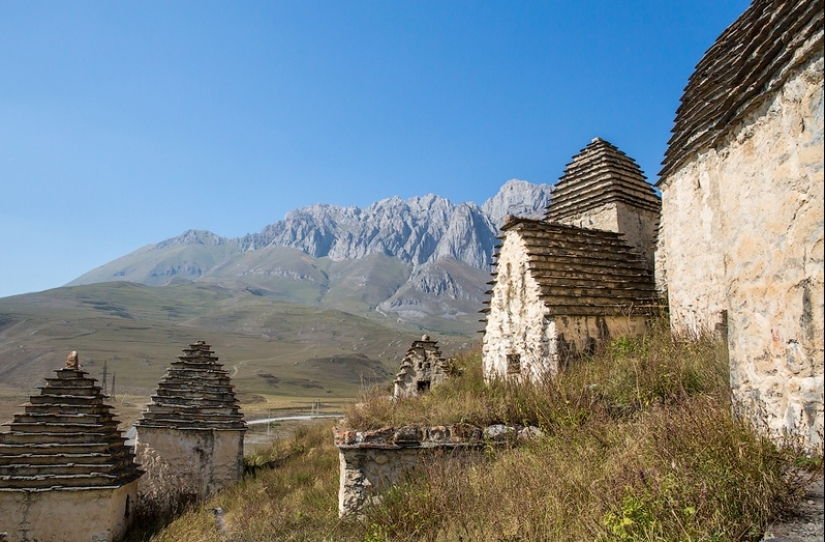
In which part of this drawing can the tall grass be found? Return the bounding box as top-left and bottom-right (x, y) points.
(142, 324), (810, 541)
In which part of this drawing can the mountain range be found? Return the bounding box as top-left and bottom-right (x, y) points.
(68, 179), (553, 335)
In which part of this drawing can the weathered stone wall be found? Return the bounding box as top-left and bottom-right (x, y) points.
(555, 314), (651, 360)
(483, 228), (653, 380)
(482, 231), (556, 381)
(134, 427), (244, 508)
(334, 424), (538, 516)
(557, 202), (659, 271)
(0, 481), (137, 542)
(659, 52), (824, 451)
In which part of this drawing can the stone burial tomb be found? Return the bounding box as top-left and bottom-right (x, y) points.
(393, 335), (448, 398)
(134, 341), (246, 511)
(0, 352), (143, 542)
(482, 138), (661, 382)
(657, 0), (823, 452)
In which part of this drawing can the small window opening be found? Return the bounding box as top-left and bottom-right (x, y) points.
(417, 380), (431, 392)
(124, 495), (131, 519)
(506, 354), (521, 375)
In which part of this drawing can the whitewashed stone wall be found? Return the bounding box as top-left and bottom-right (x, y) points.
(134, 427), (244, 509)
(0, 481), (138, 542)
(483, 230), (653, 381)
(658, 52), (824, 452)
(482, 231), (557, 381)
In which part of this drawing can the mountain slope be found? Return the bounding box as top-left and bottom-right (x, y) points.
(66, 179), (552, 332)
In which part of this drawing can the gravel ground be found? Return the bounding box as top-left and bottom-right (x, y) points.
(762, 474), (824, 542)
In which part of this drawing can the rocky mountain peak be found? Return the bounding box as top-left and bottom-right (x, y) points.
(155, 229), (229, 249)
(482, 179), (551, 228)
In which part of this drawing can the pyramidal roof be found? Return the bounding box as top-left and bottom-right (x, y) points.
(136, 341), (246, 431)
(482, 218), (660, 318)
(545, 138), (660, 222)
(0, 363), (142, 490)
(660, 0), (823, 180)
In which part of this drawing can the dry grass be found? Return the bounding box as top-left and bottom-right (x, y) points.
(138, 324), (813, 542)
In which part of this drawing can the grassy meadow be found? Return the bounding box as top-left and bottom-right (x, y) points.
(137, 324), (816, 542)
(0, 281), (475, 426)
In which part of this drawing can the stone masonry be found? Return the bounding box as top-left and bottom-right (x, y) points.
(0, 354), (142, 542)
(334, 424), (542, 516)
(547, 137), (661, 271)
(393, 335), (448, 398)
(657, 0), (824, 452)
(482, 140), (661, 382)
(134, 341), (246, 509)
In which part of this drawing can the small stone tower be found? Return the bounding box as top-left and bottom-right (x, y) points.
(0, 353), (142, 542)
(393, 335), (447, 398)
(134, 341), (246, 509)
(546, 137), (661, 269)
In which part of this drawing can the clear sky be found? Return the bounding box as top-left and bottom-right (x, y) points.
(0, 0), (750, 298)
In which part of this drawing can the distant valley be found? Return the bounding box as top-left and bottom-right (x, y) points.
(0, 179), (551, 424)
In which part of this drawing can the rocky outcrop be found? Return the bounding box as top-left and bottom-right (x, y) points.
(66, 180), (552, 329)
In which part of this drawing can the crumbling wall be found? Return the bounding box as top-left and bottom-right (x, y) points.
(334, 424), (539, 516)
(0, 482), (137, 542)
(134, 427), (244, 509)
(659, 53), (824, 452)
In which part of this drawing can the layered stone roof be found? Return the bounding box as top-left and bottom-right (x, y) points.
(135, 341), (246, 431)
(486, 218), (660, 317)
(0, 366), (142, 490)
(660, 0), (824, 180)
(546, 138), (660, 222)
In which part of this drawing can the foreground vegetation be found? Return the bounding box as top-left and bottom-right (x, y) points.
(141, 325), (814, 541)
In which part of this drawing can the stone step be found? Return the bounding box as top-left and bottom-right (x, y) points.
(137, 417), (245, 429)
(0, 442), (113, 455)
(0, 431), (125, 445)
(0, 462), (122, 477)
(11, 414), (116, 426)
(0, 471), (133, 489)
(0, 452), (115, 466)
(4, 422), (118, 434)
(28, 395), (104, 406)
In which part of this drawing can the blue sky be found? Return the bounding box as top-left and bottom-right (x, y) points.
(0, 0), (750, 298)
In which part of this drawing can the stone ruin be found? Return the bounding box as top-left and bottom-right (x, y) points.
(134, 341), (246, 510)
(393, 335), (447, 398)
(0, 353), (142, 542)
(657, 0), (823, 452)
(334, 423), (545, 516)
(482, 139), (661, 381)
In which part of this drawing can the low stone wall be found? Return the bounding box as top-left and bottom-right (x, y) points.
(334, 424), (538, 516)
(0, 481), (138, 542)
(134, 426), (244, 510)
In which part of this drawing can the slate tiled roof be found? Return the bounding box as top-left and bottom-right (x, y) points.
(546, 138), (660, 222)
(485, 219), (660, 317)
(135, 341), (246, 431)
(660, 0), (824, 181)
(0, 367), (142, 490)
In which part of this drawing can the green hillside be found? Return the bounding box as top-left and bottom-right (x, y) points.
(0, 281), (476, 427)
